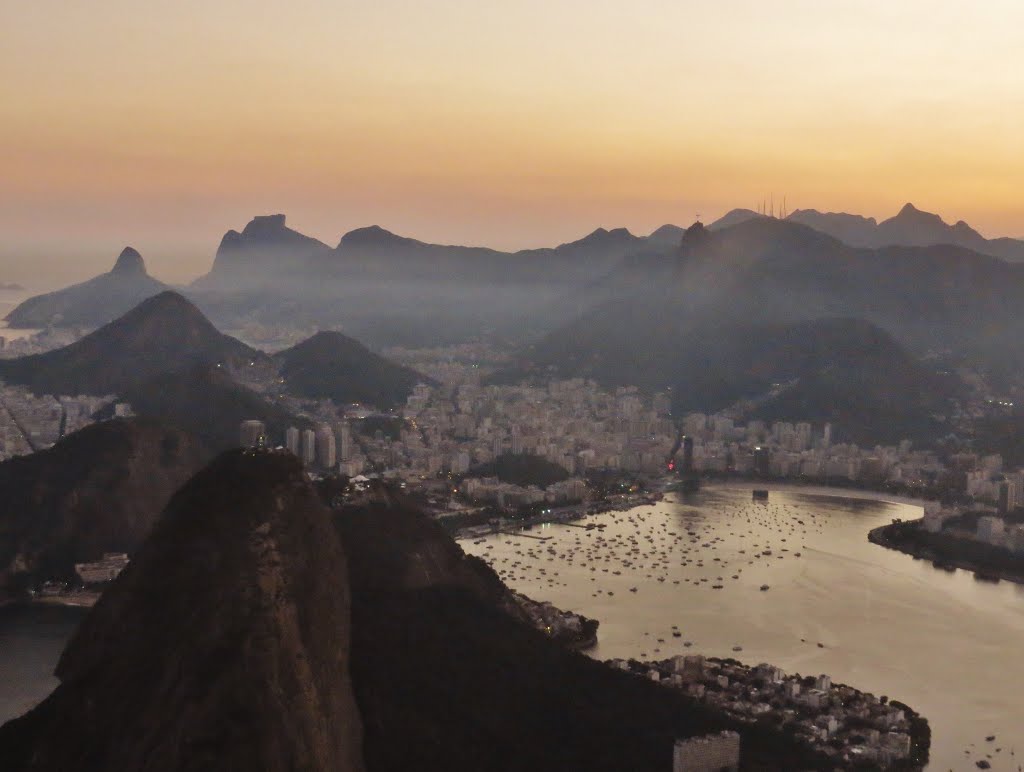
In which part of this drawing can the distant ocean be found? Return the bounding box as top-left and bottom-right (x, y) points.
(0, 287), (39, 341)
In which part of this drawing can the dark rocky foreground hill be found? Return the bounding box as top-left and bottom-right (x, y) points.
(0, 291), (258, 397)
(4, 248), (168, 329)
(0, 451), (827, 771)
(0, 419), (207, 592)
(0, 450), (365, 772)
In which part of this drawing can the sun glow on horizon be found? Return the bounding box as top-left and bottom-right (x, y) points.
(3, 0), (1024, 282)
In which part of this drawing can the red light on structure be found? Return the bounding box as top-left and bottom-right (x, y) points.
(667, 459), (675, 471)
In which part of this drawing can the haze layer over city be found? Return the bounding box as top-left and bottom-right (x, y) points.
(2, 2), (1023, 771)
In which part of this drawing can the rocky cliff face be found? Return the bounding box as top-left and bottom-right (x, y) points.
(0, 419), (208, 590)
(0, 450), (364, 772)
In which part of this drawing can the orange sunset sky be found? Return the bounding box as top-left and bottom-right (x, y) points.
(2, 0), (1023, 285)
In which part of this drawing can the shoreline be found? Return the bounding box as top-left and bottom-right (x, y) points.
(868, 520), (1024, 587)
(614, 654), (930, 770)
(702, 479), (932, 510)
(1, 592), (100, 609)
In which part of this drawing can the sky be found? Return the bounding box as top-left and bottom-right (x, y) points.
(3, 0), (1024, 286)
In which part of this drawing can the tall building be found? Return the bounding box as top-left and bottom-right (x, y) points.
(301, 429), (316, 466)
(316, 425), (336, 469)
(285, 426), (300, 456)
(510, 428), (523, 456)
(336, 422), (353, 462)
(239, 420), (266, 448)
(822, 423), (832, 449)
(998, 479), (1017, 514)
(753, 446), (771, 477)
(682, 435), (694, 474)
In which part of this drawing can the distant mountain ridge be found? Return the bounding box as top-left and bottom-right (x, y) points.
(193, 214), (658, 290)
(710, 203), (1024, 261)
(5, 247), (168, 329)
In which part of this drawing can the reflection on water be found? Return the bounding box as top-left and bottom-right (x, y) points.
(464, 486), (1024, 771)
(0, 604), (86, 720)
(1, 487), (1020, 769)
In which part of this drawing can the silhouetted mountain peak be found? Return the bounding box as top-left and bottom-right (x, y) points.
(558, 227), (639, 251)
(110, 247), (146, 277)
(126, 290), (208, 324)
(0, 292), (258, 397)
(708, 208), (764, 231)
(240, 213), (288, 236)
(274, 330), (424, 408)
(787, 209), (878, 226)
(645, 224), (686, 246)
(216, 229), (242, 252)
(892, 202), (944, 225)
(952, 220), (983, 239)
(585, 226), (633, 241)
(337, 225), (417, 249)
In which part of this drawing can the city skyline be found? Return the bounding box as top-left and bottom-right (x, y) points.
(4, 0), (1024, 283)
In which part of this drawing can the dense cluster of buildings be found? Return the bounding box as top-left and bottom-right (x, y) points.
(0, 383), (125, 461)
(233, 367), (1024, 528)
(680, 412), (928, 483)
(74, 552), (130, 585)
(0, 328), (81, 359)
(612, 655), (917, 768)
(241, 378), (679, 484)
(924, 507), (1024, 555)
(460, 475), (589, 512)
(672, 732), (740, 772)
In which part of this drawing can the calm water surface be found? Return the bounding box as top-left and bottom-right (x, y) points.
(2, 487), (1020, 771)
(0, 604), (85, 720)
(0, 287), (39, 341)
(464, 486), (1024, 771)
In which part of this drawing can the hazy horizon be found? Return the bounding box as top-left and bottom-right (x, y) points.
(3, 199), (1024, 290)
(4, 0), (1024, 285)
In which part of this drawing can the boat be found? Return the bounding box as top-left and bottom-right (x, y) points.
(760, 584), (770, 591)
(752, 489), (769, 501)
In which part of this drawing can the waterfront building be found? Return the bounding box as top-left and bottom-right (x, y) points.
(1007, 524), (1024, 554)
(75, 552), (130, 584)
(672, 731), (740, 772)
(977, 515), (1005, 545)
